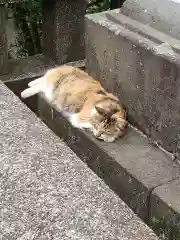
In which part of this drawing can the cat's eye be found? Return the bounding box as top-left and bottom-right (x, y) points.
(111, 117), (116, 122)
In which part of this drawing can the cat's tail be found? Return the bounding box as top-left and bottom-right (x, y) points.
(21, 84), (42, 99)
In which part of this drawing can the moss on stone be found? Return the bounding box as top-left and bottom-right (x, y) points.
(152, 217), (180, 240)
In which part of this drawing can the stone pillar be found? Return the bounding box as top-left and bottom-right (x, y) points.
(42, 0), (87, 64)
(0, 4), (8, 75)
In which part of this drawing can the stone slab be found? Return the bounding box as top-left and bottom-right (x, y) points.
(19, 92), (180, 222)
(106, 11), (180, 54)
(0, 53), (85, 82)
(121, 0), (180, 40)
(149, 178), (180, 240)
(85, 10), (180, 157)
(0, 81), (159, 239)
(0, 54), (56, 82)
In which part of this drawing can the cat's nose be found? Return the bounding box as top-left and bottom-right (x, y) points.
(118, 119), (128, 130)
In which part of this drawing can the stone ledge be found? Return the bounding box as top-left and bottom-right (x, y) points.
(0, 81), (159, 240)
(0, 53), (85, 82)
(149, 178), (180, 240)
(121, 0), (180, 41)
(85, 10), (180, 157)
(0, 54), (56, 82)
(19, 92), (179, 223)
(106, 11), (180, 55)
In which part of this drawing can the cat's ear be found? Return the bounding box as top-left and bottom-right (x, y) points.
(95, 105), (107, 116)
(95, 105), (117, 117)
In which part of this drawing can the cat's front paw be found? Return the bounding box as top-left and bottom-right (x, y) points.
(102, 136), (116, 143)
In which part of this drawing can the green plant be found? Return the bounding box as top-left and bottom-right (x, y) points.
(8, 0), (42, 57)
(152, 217), (180, 240)
(87, 0), (110, 14)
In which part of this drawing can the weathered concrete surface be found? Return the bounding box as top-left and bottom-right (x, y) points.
(0, 53), (85, 82)
(85, 10), (180, 157)
(121, 0), (180, 40)
(42, 0), (87, 64)
(149, 178), (180, 240)
(0, 82), (159, 239)
(24, 93), (180, 222)
(0, 54), (56, 82)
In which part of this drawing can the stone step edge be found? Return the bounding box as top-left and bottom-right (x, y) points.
(1, 80), (160, 240)
(149, 179), (180, 240)
(37, 96), (180, 239)
(86, 11), (180, 66)
(106, 10), (180, 55)
(35, 93), (180, 220)
(0, 53), (85, 82)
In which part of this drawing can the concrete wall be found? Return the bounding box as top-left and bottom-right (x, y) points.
(85, 11), (180, 156)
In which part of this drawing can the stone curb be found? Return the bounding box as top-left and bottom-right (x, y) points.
(36, 95), (180, 222)
(1, 81), (160, 240)
(149, 178), (180, 240)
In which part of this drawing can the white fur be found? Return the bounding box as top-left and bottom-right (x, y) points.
(100, 135), (115, 142)
(69, 114), (92, 130)
(21, 83), (42, 99)
(28, 76), (44, 87)
(21, 74), (54, 101)
(91, 106), (97, 117)
(44, 85), (54, 102)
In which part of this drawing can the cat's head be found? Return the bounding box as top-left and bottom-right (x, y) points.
(90, 97), (128, 142)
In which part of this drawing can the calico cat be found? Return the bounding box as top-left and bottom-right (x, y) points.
(21, 65), (128, 142)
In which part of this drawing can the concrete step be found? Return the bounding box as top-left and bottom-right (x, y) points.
(0, 81), (159, 240)
(37, 95), (180, 240)
(3, 55), (180, 239)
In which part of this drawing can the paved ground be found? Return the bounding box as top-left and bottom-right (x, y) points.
(0, 81), (159, 239)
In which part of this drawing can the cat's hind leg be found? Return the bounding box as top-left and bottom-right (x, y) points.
(28, 76), (44, 87)
(21, 84), (42, 99)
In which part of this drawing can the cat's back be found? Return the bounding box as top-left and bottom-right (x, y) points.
(46, 65), (93, 84)
(46, 65), (101, 93)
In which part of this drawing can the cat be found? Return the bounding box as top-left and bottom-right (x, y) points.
(21, 65), (128, 142)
